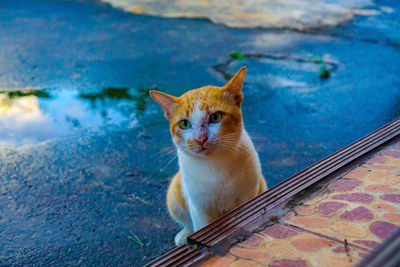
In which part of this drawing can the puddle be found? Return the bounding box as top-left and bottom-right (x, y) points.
(102, 0), (373, 30)
(215, 53), (338, 93)
(0, 87), (153, 148)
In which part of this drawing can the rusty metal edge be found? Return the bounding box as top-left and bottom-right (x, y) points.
(146, 117), (400, 266)
(356, 226), (400, 267)
(189, 117), (400, 245)
(144, 245), (199, 267)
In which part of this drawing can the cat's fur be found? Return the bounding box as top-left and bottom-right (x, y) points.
(150, 67), (267, 245)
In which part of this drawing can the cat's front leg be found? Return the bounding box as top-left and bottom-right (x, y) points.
(188, 200), (209, 231)
(175, 227), (192, 246)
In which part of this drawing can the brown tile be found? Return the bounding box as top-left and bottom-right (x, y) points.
(288, 217), (331, 228)
(229, 259), (263, 267)
(340, 206), (374, 221)
(382, 149), (400, 159)
(331, 193), (374, 203)
(262, 225), (298, 239)
(380, 193), (400, 203)
(330, 221), (368, 238)
(371, 202), (398, 212)
(367, 171), (399, 185)
(369, 221), (397, 239)
(332, 245), (347, 253)
(318, 201), (347, 216)
(268, 259), (309, 267)
(295, 207), (315, 216)
(328, 179), (363, 192)
(366, 164), (399, 171)
(367, 155), (387, 164)
(238, 234), (265, 248)
(225, 223), (365, 267)
(315, 254), (354, 267)
(388, 158), (400, 165)
(382, 212), (400, 222)
(200, 255), (235, 267)
(364, 185), (397, 193)
(264, 240), (300, 258)
(229, 247), (272, 261)
(290, 237), (334, 252)
(343, 167), (369, 179)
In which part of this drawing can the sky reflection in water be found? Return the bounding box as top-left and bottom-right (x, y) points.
(0, 87), (150, 148)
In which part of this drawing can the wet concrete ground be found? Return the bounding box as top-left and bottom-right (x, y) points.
(0, 0), (399, 265)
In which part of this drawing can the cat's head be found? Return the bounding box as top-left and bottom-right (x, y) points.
(150, 67), (246, 158)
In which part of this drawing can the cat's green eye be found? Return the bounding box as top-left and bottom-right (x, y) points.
(209, 112), (223, 123)
(178, 119), (191, 130)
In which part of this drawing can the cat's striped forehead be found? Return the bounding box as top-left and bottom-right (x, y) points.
(177, 86), (221, 116)
(172, 85), (239, 121)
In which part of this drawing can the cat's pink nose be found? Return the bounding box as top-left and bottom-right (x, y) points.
(194, 134), (208, 146)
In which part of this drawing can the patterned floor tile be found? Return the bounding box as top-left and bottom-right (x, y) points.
(284, 145), (400, 249)
(201, 224), (366, 267)
(200, 143), (400, 266)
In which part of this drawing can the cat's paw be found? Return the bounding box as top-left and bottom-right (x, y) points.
(174, 227), (192, 246)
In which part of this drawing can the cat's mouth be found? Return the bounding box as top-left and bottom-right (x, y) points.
(182, 141), (217, 157)
(193, 146), (207, 153)
(188, 145), (210, 157)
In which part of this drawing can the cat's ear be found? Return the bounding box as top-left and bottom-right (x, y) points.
(149, 90), (177, 120)
(223, 66), (246, 106)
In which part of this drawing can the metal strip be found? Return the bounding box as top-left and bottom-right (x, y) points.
(145, 245), (200, 267)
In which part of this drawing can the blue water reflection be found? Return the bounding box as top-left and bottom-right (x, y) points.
(0, 87), (152, 147)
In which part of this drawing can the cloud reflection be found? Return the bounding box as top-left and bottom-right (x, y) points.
(0, 87), (152, 148)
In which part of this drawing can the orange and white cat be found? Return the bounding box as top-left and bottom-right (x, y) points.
(150, 67), (267, 246)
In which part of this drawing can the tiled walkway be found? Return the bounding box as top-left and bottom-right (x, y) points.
(201, 142), (400, 267)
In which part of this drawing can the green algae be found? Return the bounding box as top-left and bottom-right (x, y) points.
(319, 68), (331, 79)
(0, 89), (51, 99)
(79, 87), (154, 116)
(229, 51), (246, 59)
(308, 56), (331, 79)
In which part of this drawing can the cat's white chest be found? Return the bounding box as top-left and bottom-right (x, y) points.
(178, 152), (236, 230)
(178, 153), (231, 203)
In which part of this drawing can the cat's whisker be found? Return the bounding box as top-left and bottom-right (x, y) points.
(154, 154), (175, 164)
(153, 149), (178, 162)
(159, 150), (176, 163)
(152, 155), (178, 181)
(151, 145), (176, 158)
(162, 154), (178, 171)
(153, 147), (176, 157)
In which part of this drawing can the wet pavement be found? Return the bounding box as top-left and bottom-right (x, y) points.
(0, 0), (399, 265)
